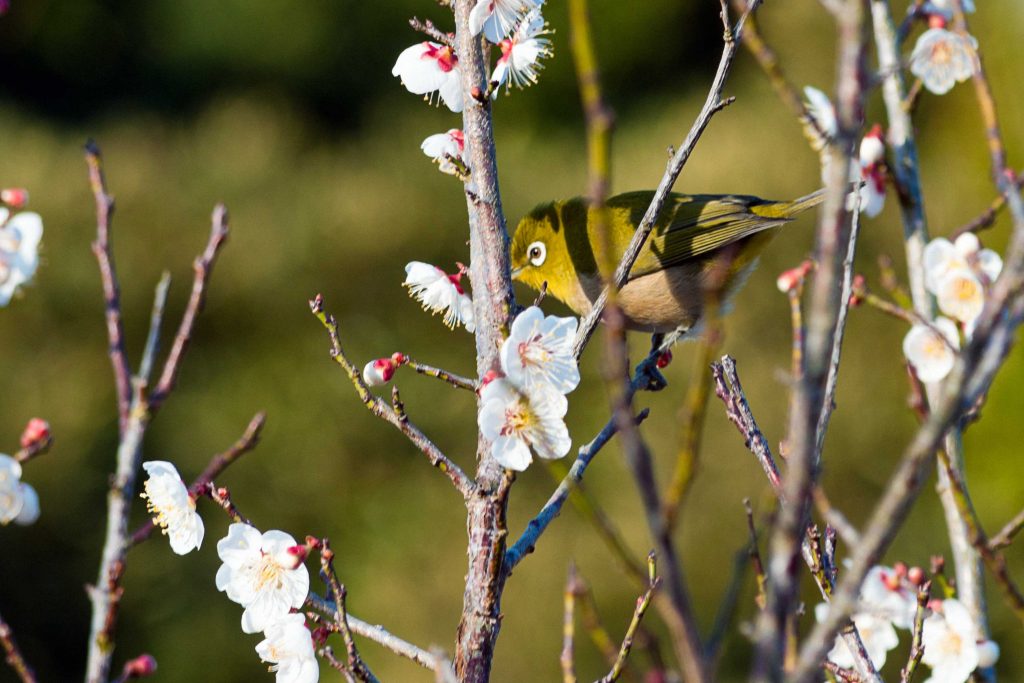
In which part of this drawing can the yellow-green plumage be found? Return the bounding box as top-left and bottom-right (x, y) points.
(510, 189), (824, 334)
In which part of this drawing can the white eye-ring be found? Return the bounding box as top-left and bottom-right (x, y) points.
(527, 241), (547, 267)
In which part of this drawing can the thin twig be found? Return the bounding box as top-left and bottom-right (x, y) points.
(318, 538), (379, 683)
(306, 593), (454, 674)
(403, 357), (476, 391)
(595, 553), (660, 683)
(409, 17), (453, 46)
(951, 171), (1024, 237)
(148, 205), (230, 412)
(812, 487), (861, 547)
(0, 610), (36, 683)
(85, 140), (132, 434)
(899, 580), (930, 683)
(504, 409), (648, 569)
(989, 507), (1024, 550)
(571, 0), (763, 360)
(562, 565), (579, 683)
(712, 357), (782, 494)
(310, 295), (475, 498)
(138, 272), (171, 386)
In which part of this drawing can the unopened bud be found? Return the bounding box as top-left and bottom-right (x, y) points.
(908, 565), (926, 586)
(776, 260), (814, 294)
(363, 357), (399, 386)
(19, 418), (51, 450)
(479, 369), (500, 389)
(849, 274), (867, 307)
(656, 350), (673, 369)
(284, 544), (309, 569)
(927, 13), (948, 29)
(0, 188), (29, 208)
(926, 598), (944, 613)
(930, 555), (945, 575)
(859, 124), (885, 168)
(122, 654), (158, 678)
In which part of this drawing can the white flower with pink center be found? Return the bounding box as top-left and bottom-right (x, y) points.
(0, 210), (44, 306)
(924, 234), (1002, 293)
(421, 129), (466, 176)
(500, 306), (579, 394)
(141, 460), (204, 555)
(392, 42), (464, 113)
(490, 9), (552, 94)
(404, 262), (475, 332)
(216, 523), (310, 634)
(860, 565), (918, 629)
(255, 613), (320, 683)
(910, 26), (979, 96)
(903, 317), (960, 382)
(478, 377), (570, 471)
(0, 453), (39, 526)
(470, 0), (543, 43)
(921, 599), (993, 683)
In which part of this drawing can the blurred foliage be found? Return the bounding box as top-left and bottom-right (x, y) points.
(0, 1), (1023, 681)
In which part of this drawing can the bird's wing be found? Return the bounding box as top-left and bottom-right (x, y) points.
(620, 192), (790, 280)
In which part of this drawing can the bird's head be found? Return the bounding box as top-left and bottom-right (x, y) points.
(510, 199), (591, 304)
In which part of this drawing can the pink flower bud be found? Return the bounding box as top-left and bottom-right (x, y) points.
(656, 350), (673, 369)
(20, 418), (51, 449)
(0, 188), (28, 208)
(363, 358), (398, 386)
(859, 124), (886, 168)
(908, 566), (926, 586)
(284, 544), (309, 569)
(479, 369), (500, 389)
(927, 13), (947, 29)
(122, 654), (158, 678)
(776, 260), (814, 294)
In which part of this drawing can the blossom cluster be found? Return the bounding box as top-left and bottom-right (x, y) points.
(140, 463), (318, 682)
(818, 564), (998, 682)
(903, 233), (1002, 382)
(802, 88), (887, 218)
(479, 306), (579, 471)
(391, 1), (552, 174)
(910, 12), (979, 96)
(0, 453), (39, 526)
(0, 194), (44, 307)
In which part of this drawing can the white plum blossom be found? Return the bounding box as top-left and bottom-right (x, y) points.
(924, 233), (1002, 292)
(255, 613), (320, 683)
(216, 523), (310, 634)
(936, 269), (984, 326)
(140, 461), (204, 555)
(478, 377), (571, 471)
(0, 454), (39, 526)
(392, 42), (464, 113)
(859, 125), (886, 167)
(470, 0), (543, 43)
(910, 27), (979, 96)
(0, 209), (44, 306)
(860, 565), (918, 629)
(404, 262), (475, 332)
(421, 129), (466, 175)
(858, 169), (887, 218)
(500, 306), (579, 394)
(815, 603), (900, 671)
(921, 599), (989, 683)
(491, 9), (552, 94)
(903, 317), (960, 382)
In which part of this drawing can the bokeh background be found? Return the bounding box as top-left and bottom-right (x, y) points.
(1, 1), (1022, 681)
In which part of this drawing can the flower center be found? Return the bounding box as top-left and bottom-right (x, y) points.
(923, 334), (949, 359)
(501, 402), (534, 438)
(952, 277), (979, 301)
(423, 44), (458, 73)
(255, 554), (285, 591)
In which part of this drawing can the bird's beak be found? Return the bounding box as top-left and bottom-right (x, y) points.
(511, 266), (523, 278)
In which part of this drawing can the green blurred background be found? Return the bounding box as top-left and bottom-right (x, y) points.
(1, 1), (1022, 681)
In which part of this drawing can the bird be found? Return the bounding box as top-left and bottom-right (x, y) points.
(509, 189), (824, 343)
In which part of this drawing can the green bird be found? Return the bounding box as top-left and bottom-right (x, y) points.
(510, 189), (824, 337)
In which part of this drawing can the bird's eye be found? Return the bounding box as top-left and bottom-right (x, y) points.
(527, 241), (547, 267)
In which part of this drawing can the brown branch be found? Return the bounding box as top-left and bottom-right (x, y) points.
(899, 580), (930, 683)
(989, 507), (1024, 550)
(317, 538), (379, 683)
(86, 140), (132, 434)
(0, 610), (36, 683)
(409, 17), (453, 46)
(952, 171), (1024, 237)
(131, 412), (265, 546)
(148, 205), (230, 412)
(402, 356), (476, 391)
(595, 553), (660, 683)
(310, 295), (475, 498)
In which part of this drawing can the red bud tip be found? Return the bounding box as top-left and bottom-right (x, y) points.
(927, 13), (947, 29)
(908, 566), (926, 586)
(123, 654), (158, 678)
(390, 352), (407, 365)
(20, 418), (51, 449)
(894, 561), (908, 578)
(470, 86), (486, 102)
(305, 535), (322, 549)
(776, 260), (814, 294)
(479, 369), (500, 389)
(286, 545), (309, 563)
(927, 599), (944, 613)
(0, 188), (29, 208)
(312, 626), (330, 646)
(882, 570), (902, 591)
(216, 486), (229, 498)
(656, 350), (673, 368)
